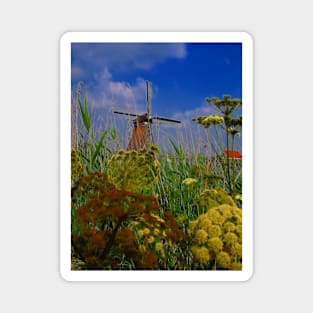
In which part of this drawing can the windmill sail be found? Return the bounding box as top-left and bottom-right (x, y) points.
(112, 111), (139, 118)
(152, 116), (181, 123)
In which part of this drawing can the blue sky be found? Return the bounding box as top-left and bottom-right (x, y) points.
(71, 42), (242, 151)
(72, 43), (241, 118)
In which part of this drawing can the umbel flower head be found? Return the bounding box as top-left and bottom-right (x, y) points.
(205, 95), (242, 116)
(107, 144), (160, 193)
(192, 115), (224, 128)
(224, 116), (242, 128)
(199, 188), (236, 210)
(227, 127), (241, 136)
(189, 199), (242, 270)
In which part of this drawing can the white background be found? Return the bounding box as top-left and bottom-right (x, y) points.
(1, 1), (312, 312)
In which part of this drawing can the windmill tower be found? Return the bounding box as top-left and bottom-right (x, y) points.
(113, 81), (181, 150)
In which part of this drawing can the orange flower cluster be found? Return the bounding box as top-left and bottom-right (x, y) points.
(71, 173), (185, 270)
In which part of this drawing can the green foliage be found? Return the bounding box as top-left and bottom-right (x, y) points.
(71, 148), (84, 181)
(77, 95), (91, 135)
(90, 128), (108, 166)
(154, 140), (209, 222)
(168, 137), (185, 162)
(73, 86), (114, 173)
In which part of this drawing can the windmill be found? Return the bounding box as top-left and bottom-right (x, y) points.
(113, 81), (181, 150)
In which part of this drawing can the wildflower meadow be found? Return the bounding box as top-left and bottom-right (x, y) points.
(70, 88), (243, 271)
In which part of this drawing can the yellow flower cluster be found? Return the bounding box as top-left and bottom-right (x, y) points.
(107, 144), (160, 193)
(129, 214), (168, 257)
(189, 202), (242, 270)
(191, 246), (210, 264)
(192, 115), (224, 128)
(194, 229), (208, 245)
(199, 188), (236, 210)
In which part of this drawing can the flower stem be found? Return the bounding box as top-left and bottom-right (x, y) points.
(231, 134), (235, 193)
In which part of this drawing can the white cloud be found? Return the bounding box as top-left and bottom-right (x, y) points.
(81, 67), (150, 113)
(71, 43), (183, 112)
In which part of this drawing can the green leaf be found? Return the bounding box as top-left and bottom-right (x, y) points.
(169, 137), (180, 155)
(91, 128), (108, 166)
(168, 137), (184, 160)
(110, 127), (117, 140)
(77, 96), (91, 134)
(84, 96), (91, 133)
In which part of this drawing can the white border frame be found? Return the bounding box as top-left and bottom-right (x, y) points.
(60, 32), (254, 282)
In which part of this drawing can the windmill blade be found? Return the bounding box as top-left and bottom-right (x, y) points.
(152, 116), (182, 123)
(112, 110), (140, 118)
